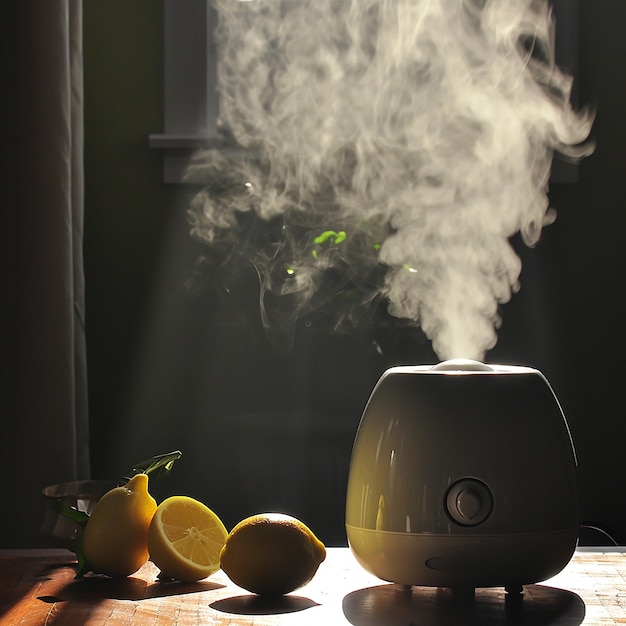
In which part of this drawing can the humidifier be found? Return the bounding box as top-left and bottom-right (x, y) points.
(345, 359), (579, 591)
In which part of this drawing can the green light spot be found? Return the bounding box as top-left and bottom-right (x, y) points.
(314, 230), (337, 245)
(314, 230), (346, 245)
(312, 250), (318, 259)
(373, 243), (381, 251)
(286, 267), (295, 275)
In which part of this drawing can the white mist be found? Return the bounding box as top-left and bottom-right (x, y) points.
(188, 0), (593, 361)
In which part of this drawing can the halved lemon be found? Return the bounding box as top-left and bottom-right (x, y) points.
(147, 495), (228, 582)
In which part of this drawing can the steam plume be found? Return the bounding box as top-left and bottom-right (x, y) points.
(187, 0), (593, 361)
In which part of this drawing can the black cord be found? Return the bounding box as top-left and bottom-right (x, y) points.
(580, 521), (620, 546)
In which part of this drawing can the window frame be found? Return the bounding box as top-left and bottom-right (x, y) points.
(149, 0), (222, 183)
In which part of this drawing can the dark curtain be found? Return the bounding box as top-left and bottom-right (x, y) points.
(0, 0), (90, 547)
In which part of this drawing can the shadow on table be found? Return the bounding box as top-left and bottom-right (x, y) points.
(342, 584), (585, 626)
(211, 594), (320, 615)
(42, 574), (225, 602)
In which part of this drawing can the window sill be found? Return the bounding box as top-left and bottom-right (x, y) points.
(149, 133), (220, 184)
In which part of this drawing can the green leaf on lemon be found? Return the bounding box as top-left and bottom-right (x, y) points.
(120, 450), (182, 484)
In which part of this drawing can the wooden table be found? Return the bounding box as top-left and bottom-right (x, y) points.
(1, 547), (625, 625)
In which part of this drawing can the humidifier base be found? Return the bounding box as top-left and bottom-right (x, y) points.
(346, 525), (578, 590)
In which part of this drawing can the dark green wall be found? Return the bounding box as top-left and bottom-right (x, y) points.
(539, 0), (626, 544)
(84, 1), (179, 475)
(83, 1), (626, 545)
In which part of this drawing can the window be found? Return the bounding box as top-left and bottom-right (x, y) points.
(149, 0), (220, 183)
(151, 0), (581, 184)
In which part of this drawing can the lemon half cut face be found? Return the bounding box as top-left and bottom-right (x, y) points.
(147, 495), (228, 582)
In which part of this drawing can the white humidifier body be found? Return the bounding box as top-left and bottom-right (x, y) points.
(345, 359), (579, 590)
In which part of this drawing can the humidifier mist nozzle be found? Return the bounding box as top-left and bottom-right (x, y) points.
(430, 359), (495, 371)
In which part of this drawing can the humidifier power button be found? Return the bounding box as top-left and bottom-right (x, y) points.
(445, 479), (493, 526)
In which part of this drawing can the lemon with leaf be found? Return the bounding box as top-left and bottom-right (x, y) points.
(81, 473), (157, 578)
(61, 451), (181, 578)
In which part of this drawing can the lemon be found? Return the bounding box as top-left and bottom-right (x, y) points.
(81, 473), (157, 578)
(219, 513), (326, 596)
(147, 495), (228, 582)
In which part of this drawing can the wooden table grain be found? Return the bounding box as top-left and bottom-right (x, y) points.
(0, 547), (624, 625)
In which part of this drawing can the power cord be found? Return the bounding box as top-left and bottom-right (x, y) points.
(579, 521), (620, 546)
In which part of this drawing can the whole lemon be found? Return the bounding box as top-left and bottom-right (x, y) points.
(219, 513), (326, 596)
(81, 473), (157, 578)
